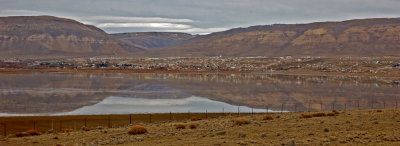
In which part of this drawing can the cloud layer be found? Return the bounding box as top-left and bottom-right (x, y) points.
(1, 0), (400, 34)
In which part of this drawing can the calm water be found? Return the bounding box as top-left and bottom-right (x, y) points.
(0, 72), (399, 116)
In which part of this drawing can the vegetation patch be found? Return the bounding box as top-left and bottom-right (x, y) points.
(175, 124), (186, 129)
(234, 119), (251, 126)
(188, 123), (197, 129)
(26, 129), (40, 136)
(190, 116), (202, 121)
(301, 114), (313, 118)
(312, 113), (326, 117)
(128, 125), (148, 135)
(263, 115), (274, 120)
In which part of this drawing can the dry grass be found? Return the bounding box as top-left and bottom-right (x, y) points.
(263, 115), (274, 120)
(190, 116), (202, 121)
(188, 123), (197, 129)
(312, 113), (326, 117)
(128, 125), (148, 135)
(234, 119), (251, 126)
(175, 124), (186, 129)
(301, 114), (313, 118)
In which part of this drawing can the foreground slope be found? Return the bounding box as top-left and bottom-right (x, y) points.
(3, 109), (400, 145)
(0, 16), (144, 58)
(141, 18), (400, 57)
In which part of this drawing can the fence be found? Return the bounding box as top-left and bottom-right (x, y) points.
(0, 99), (398, 137)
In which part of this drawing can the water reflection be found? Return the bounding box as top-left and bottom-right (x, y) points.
(56, 96), (268, 115)
(0, 72), (399, 115)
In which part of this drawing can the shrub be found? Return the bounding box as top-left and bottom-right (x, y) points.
(301, 114), (313, 118)
(263, 115), (274, 120)
(15, 132), (27, 137)
(175, 124), (186, 129)
(376, 109), (383, 112)
(234, 119), (251, 126)
(190, 116), (202, 121)
(26, 129), (40, 136)
(188, 123), (197, 129)
(327, 113), (335, 116)
(332, 110), (340, 114)
(128, 125), (148, 135)
(312, 113), (326, 117)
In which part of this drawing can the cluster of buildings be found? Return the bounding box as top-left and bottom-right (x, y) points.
(1, 56), (399, 75)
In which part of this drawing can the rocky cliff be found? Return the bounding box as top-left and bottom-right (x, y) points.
(0, 16), (144, 58)
(140, 18), (400, 57)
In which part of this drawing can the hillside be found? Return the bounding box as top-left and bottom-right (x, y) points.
(112, 32), (196, 49)
(0, 16), (144, 58)
(140, 18), (400, 57)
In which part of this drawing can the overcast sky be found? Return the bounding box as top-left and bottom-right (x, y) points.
(1, 0), (400, 34)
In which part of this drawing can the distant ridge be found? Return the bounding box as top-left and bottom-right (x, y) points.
(139, 18), (400, 57)
(1, 16), (400, 58)
(0, 16), (144, 58)
(112, 32), (196, 50)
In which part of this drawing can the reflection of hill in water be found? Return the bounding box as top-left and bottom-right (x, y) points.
(0, 73), (399, 114)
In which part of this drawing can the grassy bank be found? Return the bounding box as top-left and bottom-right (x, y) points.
(1, 109), (400, 145)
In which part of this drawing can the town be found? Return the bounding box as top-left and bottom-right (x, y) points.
(1, 56), (400, 76)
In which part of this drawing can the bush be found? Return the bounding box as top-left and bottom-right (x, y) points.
(26, 129), (40, 136)
(326, 113), (335, 116)
(332, 110), (340, 114)
(376, 109), (383, 112)
(263, 115), (274, 120)
(301, 114), (313, 118)
(128, 125), (148, 135)
(188, 123), (197, 129)
(15, 132), (27, 137)
(312, 113), (326, 117)
(175, 124), (186, 129)
(190, 116), (202, 121)
(234, 119), (251, 126)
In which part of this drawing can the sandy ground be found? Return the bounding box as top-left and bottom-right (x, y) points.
(1, 109), (400, 146)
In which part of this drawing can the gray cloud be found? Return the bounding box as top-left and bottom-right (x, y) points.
(1, 0), (400, 34)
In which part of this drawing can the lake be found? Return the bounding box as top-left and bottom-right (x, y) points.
(0, 72), (399, 116)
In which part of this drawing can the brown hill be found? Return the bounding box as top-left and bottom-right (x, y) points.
(112, 32), (196, 49)
(140, 18), (400, 57)
(0, 16), (144, 58)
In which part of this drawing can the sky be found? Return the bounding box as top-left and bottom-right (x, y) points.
(1, 0), (400, 34)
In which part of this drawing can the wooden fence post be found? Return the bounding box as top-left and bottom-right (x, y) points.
(108, 116), (111, 128)
(129, 114), (132, 124)
(281, 104), (284, 113)
(320, 103), (323, 112)
(237, 106), (240, 116)
(149, 114), (152, 123)
(84, 118), (87, 127)
(206, 110), (208, 119)
(3, 123), (6, 136)
(33, 120), (36, 130)
(169, 112), (172, 121)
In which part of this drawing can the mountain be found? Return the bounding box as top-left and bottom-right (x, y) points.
(140, 18), (400, 57)
(112, 32), (196, 49)
(0, 16), (144, 58)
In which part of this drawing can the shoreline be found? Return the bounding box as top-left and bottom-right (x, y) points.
(1, 68), (400, 78)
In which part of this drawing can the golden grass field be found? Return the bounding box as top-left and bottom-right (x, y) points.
(1, 109), (400, 145)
